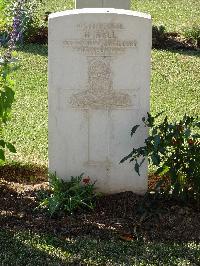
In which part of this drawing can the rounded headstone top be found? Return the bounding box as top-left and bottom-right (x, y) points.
(49, 9), (151, 20)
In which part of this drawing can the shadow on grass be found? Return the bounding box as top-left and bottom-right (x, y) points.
(0, 162), (48, 184)
(16, 44), (48, 57)
(155, 46), (200, 57)
(0, 186), (200, 264)
(0, 228), (200, 265)
(152, 28), (200, 56)
(0, 229), (68, 266)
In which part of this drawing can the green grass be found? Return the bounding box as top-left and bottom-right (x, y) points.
(33, 0), (74, 21)
(151, 50), (200, 120)
(1, 229), (200, 265)
(40, 0), (74, 13)
(4, 45), (48, 166)
(35, 0), (200, 33)
(36, 0), (200, 33)
(132, 0), (200, 33)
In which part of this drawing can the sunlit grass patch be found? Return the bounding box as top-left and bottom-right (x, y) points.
(4, 45), (48, 166)
(132, 0), (200, 33)
(151, 49), (200, 122)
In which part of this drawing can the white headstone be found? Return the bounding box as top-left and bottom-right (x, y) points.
(75, 0), (130, 9)
(48, 9), (152, 194)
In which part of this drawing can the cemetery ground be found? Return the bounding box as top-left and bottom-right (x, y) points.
(0, 0), (200, 265)
(1, 166), (200, 265)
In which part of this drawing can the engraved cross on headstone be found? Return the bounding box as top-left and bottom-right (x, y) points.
(64, 23), (137, 168)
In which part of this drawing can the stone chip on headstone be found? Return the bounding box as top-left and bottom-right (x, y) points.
(48, 9), (152, 194)
(75, 0), (130, 9)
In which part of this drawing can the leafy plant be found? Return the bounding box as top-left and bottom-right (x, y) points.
(152, 25), (167, 48)
(0, 0), (44, 46)
(0, 0), (24, 45)
(120, 113), (200, 200)
(0, 0), (12, 32)
(39, 173), (97, 216)
(0, 0), (24, 163)
(0, 55), (17, 162)
(18, 0), (44, 43)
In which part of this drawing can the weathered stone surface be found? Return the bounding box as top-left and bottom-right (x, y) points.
(48, 9), (152, 194)
(75, 0), (130, 9)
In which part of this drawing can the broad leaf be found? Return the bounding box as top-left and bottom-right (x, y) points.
(134, 160), (140, 176)
(0, 139), (5, 148)
(0, 149), (5, 161)
(6, 142), (16, 153)
(131, 125), (140, 137)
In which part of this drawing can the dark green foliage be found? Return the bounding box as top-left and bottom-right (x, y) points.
(39, 173), (97, 216)
(0, 57), (17, 163)
(121, 113), (200, 200)
(152, 25), (167, 48)
(183, 25), (200, 47)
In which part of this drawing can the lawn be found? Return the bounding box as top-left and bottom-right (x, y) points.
(0, 0), (200, 265)
(36, 0), (200, 33)
(1, 229), (200, 265)
(132, 0), (200, 32)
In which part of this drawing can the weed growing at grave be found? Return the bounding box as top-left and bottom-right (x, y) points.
(38, 173), (97, 216)
(121, 113), (200, 201)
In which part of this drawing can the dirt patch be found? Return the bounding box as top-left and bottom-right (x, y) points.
(0, 165), (200, 243)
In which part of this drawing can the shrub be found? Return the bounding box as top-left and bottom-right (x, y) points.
(0, 0), (24, 45)
(152, 25), (167, 48)
(0, 0), (44, 46)
(120, 113), (200, 201)
(0, 0), (13, 32)
(39, 174), (97, 216)
(183, 25), (200, 48)
(20, 0), (45, 43)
